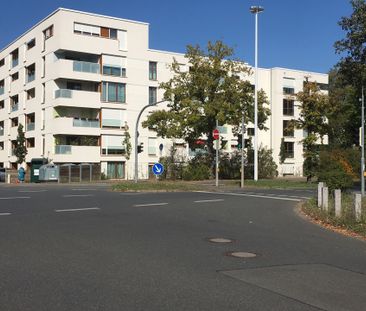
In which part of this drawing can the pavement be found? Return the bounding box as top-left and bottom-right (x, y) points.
(0, 183), (365, 311)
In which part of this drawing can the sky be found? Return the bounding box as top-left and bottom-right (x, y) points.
(0, 0), (354, 73)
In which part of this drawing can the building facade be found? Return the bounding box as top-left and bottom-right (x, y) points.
(0, 8), (328, 179)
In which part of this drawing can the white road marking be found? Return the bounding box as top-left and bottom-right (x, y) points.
(194, 199), (225, 203)
(55, 207), (100, 213)
(0, 196), (31, 200)
(134, 203), (168, 207)
(71, 188), (97, 191)
(62, 194), (94, 198)
(18, 190), (48, 193)
(0, 213), (11, 216)
(194, 191), (302, 202)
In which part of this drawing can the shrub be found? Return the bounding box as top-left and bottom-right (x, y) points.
(219, 151), (241, 179)
(182, 162), (211, 180)
(246, 144), (278, 179)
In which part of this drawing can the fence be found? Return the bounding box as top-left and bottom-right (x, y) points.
(58, 163), (101, 183)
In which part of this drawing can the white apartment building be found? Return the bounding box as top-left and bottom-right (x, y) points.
(0, 8), (328, 179)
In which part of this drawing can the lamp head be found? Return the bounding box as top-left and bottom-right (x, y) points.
(250, 6), (264, 14)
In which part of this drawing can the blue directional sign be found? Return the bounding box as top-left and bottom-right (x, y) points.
(152, 163), (164, 175)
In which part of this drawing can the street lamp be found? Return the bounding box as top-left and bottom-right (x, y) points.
(250, 5), (264, 181)
(134, 99), (167, 183)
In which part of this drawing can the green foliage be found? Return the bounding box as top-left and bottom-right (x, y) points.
(317, 150), (354, 191)
(14, 124), (27, 164)
(122, 127), (132, 160)
(279, 138), (286, 164)
(182, 154), (211, 180)
(244, 143), (278, 179)
(219, 151), (242, 179)
(142, 40), (270, 161)
(158, 145), (185, 180)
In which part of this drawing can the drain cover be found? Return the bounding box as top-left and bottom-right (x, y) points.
(227, 251), (257, 258)
(208, 238), (234, 243)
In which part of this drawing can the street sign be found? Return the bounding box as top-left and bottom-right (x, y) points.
(213, 129), (220, 140)
(152, 163), (164, 175)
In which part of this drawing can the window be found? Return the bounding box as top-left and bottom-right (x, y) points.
(283, 87), (295, 95)
(0, 142), (3, 150)
(44, 25), (53, 39)
(11, 49), (19, 68)
(284, 142), (294, 158)
(283, 120), (294, 137)
(10, 95), (18, 112)
(26, 113), (35, 131)
(149, 61), (157, 80)
(26, 63), (35, 83)
(27, 38), (36, 50)
(103, 66), (122, 77)
(247, 128), (255, 136)
(317, 83), (329, 91)
(0, 100), (4, 109)
(110, 28), (117, 39)
(148, 137), (157, 155)
(11, 117), (18, 127)
(27, 88), (35, 100)
(101, 27), (117, 39)
(102, 55), (126, 77)
(74, 23), (100, 36)
(26, 137), (35, 148)
(149, 87), (157, 105)
(283, 99), (294, 116)
(0, 58), (4, 67)
(11, 72), (19, 81)
(0, 121), (4, 136)
(101, 135), (126, 155)
(66, 82), (82, 90)
(0, 79), (4, 95)
(101, 109), (124, 128)
(102, 82), (126, 103)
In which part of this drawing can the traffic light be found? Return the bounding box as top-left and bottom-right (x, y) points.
(237, 134), (243, 149)
(137, 142), (144, 153)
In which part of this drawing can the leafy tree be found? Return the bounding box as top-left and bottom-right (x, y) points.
(14, 124), (27, 164)
(295, 80), (330, 181)
(142, 41), (270, 162)
(122, 125), (132, 160)
(279, 138), (286, 164)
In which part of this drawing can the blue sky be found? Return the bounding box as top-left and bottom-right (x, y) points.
(0, 0), (353, 73)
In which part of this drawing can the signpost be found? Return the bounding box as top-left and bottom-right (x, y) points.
(214, 124), (219, 187)
(152, 163), (164, 176)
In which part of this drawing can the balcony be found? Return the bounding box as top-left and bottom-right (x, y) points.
(73, 61), (100, 74)
(27, 74), (35, 83)
(0, 87), (4, 96)
(53, 89), (100, 109)
(12, 59), (19, 68)
(11, 103), (19, 112)
(52, 117), (100, 136)
(101, 119), (124, 128)
(0, 128), (3, 136)
(26, 123), (35, 131)
(53, 145), (100, 163)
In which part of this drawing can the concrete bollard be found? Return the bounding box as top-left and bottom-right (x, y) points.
(354, 193), (362, 221)
(322, 186), (329, 212)
(318, 182), (324, 208)
(334, 189), (341, 217)
(7, 173), (10, 184)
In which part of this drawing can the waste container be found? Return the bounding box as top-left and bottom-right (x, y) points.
(30, 158), (48, 183)
(39, 164), (59, 182)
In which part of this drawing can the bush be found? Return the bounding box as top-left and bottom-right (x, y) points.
(158, 146), (185, 180)
(317, 150), (354, 191)
(246, 145), (278, 179)
(219, 151), (241, 179)
(182, 162), (211, 180)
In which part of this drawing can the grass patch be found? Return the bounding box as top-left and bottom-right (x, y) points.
(112, 180), (198, 192)
(302, 194), (366, 238)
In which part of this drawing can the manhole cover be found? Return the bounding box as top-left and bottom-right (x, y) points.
(208, 237), (234, 243)
(226, 251), (257, 258)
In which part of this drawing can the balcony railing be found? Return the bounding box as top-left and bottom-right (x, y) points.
(11, 103), (19, 112)
(101, 119), (124, 127)
(12, 59), (19, 68)
(73, 61), (100, 74)
(55, 89), (72, 99)
(55, 145), (72, 154)
(0, 87), (4, 96)
(26, 123), (35, 131)
(73, 119), (100, 128)
(0, 128), (4, 136)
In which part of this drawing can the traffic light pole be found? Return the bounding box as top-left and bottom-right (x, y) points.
(361, 85), (365, 196)
(134, 100), (166, 183)
(215, 120), (219, 187)
(241, 111), (245, 188)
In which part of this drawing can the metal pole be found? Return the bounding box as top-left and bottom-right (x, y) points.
(241, 111), (245, 188)
(216, 120), (219, 187)
(134, 100), (166, 183)
(254, 11), (259, 181)
(362, 85), (365, 196)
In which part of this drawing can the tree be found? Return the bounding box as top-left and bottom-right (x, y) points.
(295, 80), (330, 181)
(14, 124), (27, 164)
(122, 124), (132, 160)
(279, 138), (286, 164)
(142, 41), (270, 162)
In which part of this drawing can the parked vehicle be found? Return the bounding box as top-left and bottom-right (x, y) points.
(0, 168), (6, 182)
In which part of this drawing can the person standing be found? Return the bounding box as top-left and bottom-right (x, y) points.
(18, 167), (25, 183)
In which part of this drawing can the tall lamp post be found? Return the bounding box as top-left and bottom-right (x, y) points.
(134, 99), (167, 183)
(250, 5), (264, 181)
(361, 85), (365, 196)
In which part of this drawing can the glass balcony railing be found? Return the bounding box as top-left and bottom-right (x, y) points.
(55, 145), (72, 154)
(73, 61), (100, 74)
(11, 103), (19, 112)
(0, 128), (4, 136)
(73, 119), (100, 128)
(26, 123), (35, 131)
(0, 87), (4, 96)
(12, 59), (19, 68)
(55, 89), (72, 99)
(101, 119), (123, 127)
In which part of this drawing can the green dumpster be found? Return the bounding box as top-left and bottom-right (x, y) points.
(30, 158), (48, 183)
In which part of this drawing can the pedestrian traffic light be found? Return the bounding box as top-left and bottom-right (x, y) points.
(137, 142), (144, 153)
(237, 134), (243, 149)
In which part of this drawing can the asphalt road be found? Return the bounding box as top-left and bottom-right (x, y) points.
(0, 184), (365, 311)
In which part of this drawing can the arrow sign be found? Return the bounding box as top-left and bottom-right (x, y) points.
(152, 163), (164, 175)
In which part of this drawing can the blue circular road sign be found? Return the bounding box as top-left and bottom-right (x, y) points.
(152, 163), (164, 175)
